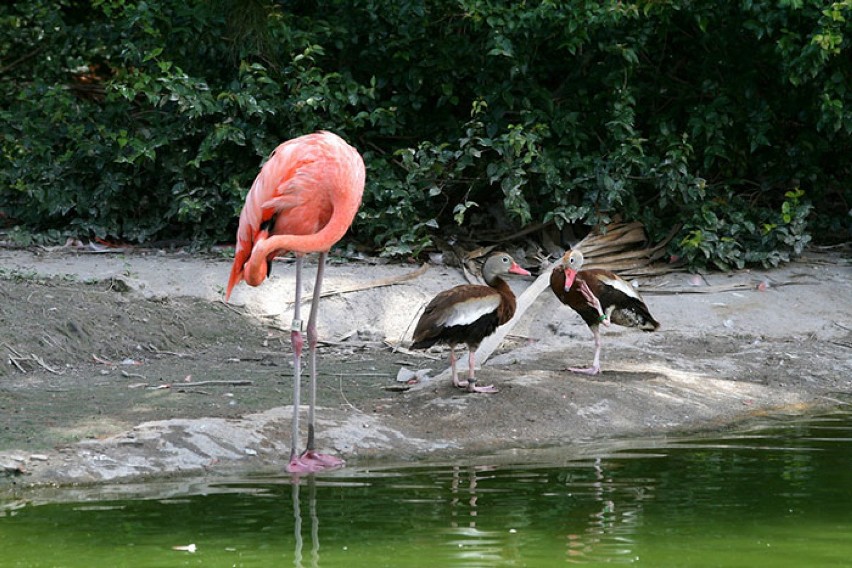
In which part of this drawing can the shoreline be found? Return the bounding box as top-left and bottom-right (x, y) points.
(1, 248), (849, 487)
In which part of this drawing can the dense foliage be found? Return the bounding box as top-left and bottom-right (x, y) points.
(2, 0), (850, 269)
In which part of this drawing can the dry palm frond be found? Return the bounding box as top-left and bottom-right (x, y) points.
(574, 221), (681, 277)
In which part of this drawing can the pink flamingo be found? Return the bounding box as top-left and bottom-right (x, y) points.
(226, 131), (365, 473)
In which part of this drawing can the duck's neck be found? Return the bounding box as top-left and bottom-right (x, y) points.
(488, 274), (508, 290)
(491, 277), (517, 324)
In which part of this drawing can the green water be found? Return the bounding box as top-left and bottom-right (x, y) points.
(3, 410), (852, 567)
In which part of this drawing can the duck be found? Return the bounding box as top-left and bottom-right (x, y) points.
(550, 249), (659, 375)
(411, 252), (531, 393)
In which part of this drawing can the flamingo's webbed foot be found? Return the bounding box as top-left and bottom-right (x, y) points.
(286, 451), (345, 474)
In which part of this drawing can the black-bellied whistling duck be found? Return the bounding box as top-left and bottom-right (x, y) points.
(550, 249), (660, 375)
(411, 252), (531, 393)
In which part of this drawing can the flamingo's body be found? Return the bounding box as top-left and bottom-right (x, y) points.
(226, 131), (364, 473)
(410, 253), (530, 393)
(550, 250), (659, 375)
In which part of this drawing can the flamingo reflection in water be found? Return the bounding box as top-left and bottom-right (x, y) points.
(291, 476), (320, 568)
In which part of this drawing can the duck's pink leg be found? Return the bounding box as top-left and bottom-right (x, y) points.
(568, 326), (603, 375)
(464, 349), (498, 394)
(450, 346), (464, 389)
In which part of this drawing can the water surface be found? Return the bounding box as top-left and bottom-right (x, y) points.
(3, 409), (852, 566)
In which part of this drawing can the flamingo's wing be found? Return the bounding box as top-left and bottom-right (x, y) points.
(225, 140), (322, 299)
(226, 132), (364, 299)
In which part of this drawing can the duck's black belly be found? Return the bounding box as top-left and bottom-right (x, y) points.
(410, 312), (500, 350)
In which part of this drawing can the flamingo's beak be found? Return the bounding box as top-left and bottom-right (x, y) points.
(509, 262), (531, 276)
(563, 268), (577, 291)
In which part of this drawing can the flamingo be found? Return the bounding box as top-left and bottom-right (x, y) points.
(410, 252), (531, 393)
(226, 131), (365, 473)
(550, 249), (659, 375)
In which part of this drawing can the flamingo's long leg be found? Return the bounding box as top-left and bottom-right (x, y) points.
(305, 253), (323, 453)
(292, 252), (344, 472)
(287, 256), (305, 470)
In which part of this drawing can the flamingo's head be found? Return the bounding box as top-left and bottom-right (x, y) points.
(242, 229), (273, 287)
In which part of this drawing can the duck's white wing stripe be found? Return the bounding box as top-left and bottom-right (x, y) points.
(599, 275), (640, 299)
(441, 295), (501, 327)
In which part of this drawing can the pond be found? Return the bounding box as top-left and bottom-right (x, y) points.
(2, 408), (852, 567)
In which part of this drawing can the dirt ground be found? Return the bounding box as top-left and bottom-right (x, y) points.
(0, 246), (850, 487)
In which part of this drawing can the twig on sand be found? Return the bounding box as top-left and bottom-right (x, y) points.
(8, 356), (26, 373)
(644, 280), (817, 295)
(2, 343), (26, 373)
(390, 344), (442, 360)
(120, 370), (148, 380)
(30, 355), (62, 374)
(2, 344), (62, 374)
(338, 374), (360, 412)
(217, 300), (248, 316)
(146, 344), (190, 357)
(291, 263), (430, 305)
(139, 379), (252, 391)
(180, 380), (253, 387)
(1, 342), (22, 358)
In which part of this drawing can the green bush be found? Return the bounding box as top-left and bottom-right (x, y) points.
(1, 0), (849, 269)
